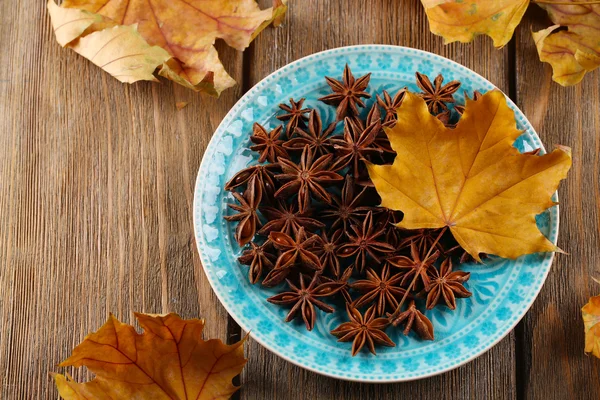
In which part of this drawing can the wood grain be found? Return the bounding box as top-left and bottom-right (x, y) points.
(0, 1), (240, 397)
(514, 6), (600, 400)
(0, 0), (597, 398)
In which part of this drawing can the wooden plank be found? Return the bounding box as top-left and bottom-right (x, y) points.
(514, 7), (600, 399)
(0, 1), (242, 398)
(237, 1), (516, 399)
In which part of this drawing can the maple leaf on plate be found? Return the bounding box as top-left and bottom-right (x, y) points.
(47, 0), (287, 95)
(583, 294), (600, 359)
(366, 91), (571, 261)
(53, 313), (247, 400)
(420, 0), (600, 86)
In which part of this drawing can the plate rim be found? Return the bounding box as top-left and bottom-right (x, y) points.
(193, 44), (559, 383)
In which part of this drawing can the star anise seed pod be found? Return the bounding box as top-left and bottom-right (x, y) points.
(454, 90), (483, 117)
(377, 88), (407, 127)
(337, 211), (396, 272)
(331, 305), (395, 356)
(320, 265), (353, 303)
(283, 110), (336, 157)
(330, 116), (383, 181)
(224, 163), (280, 199)
(315, 229), (344, 277)
(267, 273), (342, 331)
(250, 123), (289, 163)
(425, 258), (472, 310)
(387, 241), (441, 289)
(388, 300), (434, 340)
(397, 228), (445, 253)
(262, 228), (322, 287)
(436, 110), (452, 127)
(258, 200), (325, 236)
(319, 64), (371, 121)
(238, 241), (277, 284)
(277, 98), (311, 138)
(320, 174), (371, 232)
(275, 146), (343, 213)
(366, 104), (395, 158)
(416, 72), (461, 114)
(224, 176), (262, 246)
(351, 264), (407, 317)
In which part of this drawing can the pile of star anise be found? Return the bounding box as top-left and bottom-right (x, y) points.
(224, 65), (479, 356)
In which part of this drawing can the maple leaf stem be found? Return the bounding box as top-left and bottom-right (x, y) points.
(388, 227), (448, 321)
(532, 0), (600, 4)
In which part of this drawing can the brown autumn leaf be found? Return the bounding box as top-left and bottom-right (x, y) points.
(366, 91), (571, 261)
(583, 294), (600, 359)
(53, 313), (247, 400)
(420, 0), (600, 86)
(48, 0), (287, 95)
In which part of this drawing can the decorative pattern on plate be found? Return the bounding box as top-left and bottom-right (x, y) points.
(193, 45), (559, 382)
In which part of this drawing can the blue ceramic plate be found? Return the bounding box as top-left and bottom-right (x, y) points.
(193, 45), (558, 382)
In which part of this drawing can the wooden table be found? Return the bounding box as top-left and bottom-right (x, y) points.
(1, 1), (599, 398)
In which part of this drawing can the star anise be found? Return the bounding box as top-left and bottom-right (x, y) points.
(416, 72), (461, 114)
(397, 228), (445, 253)
(315, 229), (344, 277)
(436, 110), (452, 127)
(225, 163), (280, 199)
(224, 176), (262, 246)
(444, 241), (487, 264)
(320, 175), (370, 232)
(388, 300), (434, 340)
(376, 88), (407, 127)
(320, 266), (353, 303)
(351, 264), (407, 316)
(283, 110), (336, 156)
(262, 228), (321, 287)
(274, 146), (343, 212)
(330, 116), (383, 180)
(454, 90), (483, 117)
(337, 211), (396, 272)
(365, 104), (395, 158)
(319, 64), (371, 121)
(425, 258), (472, 310)
(277, 98), (311, 138)
(267, 273), (342, 331)
(331, 305), (395, 356)
(258, 200), (324, 236)
(387, 241), (440, 288)
(250, 123), (289, 163)
(238, 241), (277, 284)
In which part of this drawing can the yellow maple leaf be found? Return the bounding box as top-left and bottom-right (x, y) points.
(533, 2), (600, 86)
(366, 91), (571, 261)
(420, 0), (530, 48)
(53, 313), (247, 400)
(583, 295), (600, 359)
(47, 0), (287, 95)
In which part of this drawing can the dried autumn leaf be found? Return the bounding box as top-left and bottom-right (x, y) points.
(420, 0), (530, 47)
(421, 1), (600, 86)
(47, 0), (102, 46)
(583, 294), (600, 359)
(73, 25), (172, 83)
(48, 0), (287, 95)
(53, 313), (247, 399)
(533, 3), (600, 86)
(366, 91), (571, 261)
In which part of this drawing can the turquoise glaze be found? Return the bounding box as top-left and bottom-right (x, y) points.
(193, 46), (558, 382)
